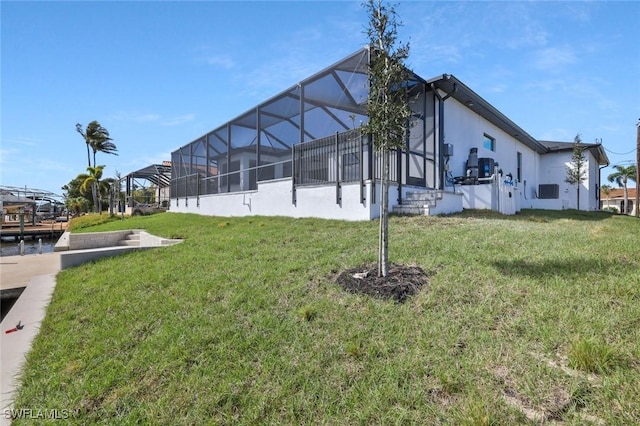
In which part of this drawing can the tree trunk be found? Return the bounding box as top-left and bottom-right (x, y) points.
(86, 143), (92, 168)
(91, 181), (99, 213)
(109, 186), (114, 216)
(97, 180), (103, 214)
(378, 150), (389, 277)
(577, 186), (580, 210)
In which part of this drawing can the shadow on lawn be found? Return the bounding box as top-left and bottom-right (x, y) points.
(493, 258), (623, 279)
(449, 209), (616, 222)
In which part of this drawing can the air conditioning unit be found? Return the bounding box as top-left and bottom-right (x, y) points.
(538, 184), (559, 199)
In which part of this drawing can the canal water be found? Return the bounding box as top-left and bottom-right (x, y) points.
(0, 237), (57, 257)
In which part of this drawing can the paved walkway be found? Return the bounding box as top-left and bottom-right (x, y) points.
(1, 253), (61, 424)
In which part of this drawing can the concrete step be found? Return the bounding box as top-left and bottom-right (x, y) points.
(393, 190), (444, 216)
(404, 190), (442, 202)
(117, 232), (140, 247)
(392, 205), (427, 215)
(117, 240), (140, 247)
(401, 199), (433, 207)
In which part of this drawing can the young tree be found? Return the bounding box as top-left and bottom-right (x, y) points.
(565, 134), (587, 210)
(608, 164), (637, 214)
(363, 0), (412, 277)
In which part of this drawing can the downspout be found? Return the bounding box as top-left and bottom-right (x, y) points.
(597, 141), (609, 211)
(598, 163), (607, 211)
(636, 120), (640, 217)
(431, 77), (457, 190)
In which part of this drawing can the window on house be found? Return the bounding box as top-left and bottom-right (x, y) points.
(483, 134), (495, 152)
(621, 200), (634, 214)
(516, 152), (522, 182)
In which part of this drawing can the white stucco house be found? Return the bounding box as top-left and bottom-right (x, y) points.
(168, 47), (609, 221)
(600, 187), (637, 215)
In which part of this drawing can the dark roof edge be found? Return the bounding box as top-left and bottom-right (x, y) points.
(425, 74), (548, 154)
(539, 141), (610, 166)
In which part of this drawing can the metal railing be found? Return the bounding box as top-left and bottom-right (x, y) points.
(170, 159), (294, 206)
(171, 129), (405, 207)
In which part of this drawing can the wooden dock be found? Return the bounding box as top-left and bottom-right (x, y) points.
(0, 221), (68, 241)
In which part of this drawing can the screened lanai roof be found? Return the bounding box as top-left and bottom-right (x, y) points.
(177, 47), (425, 155)
(175, 47), (549, 162)
(125, 164), (171, 187)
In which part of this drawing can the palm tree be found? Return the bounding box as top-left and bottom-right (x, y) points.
(90, 138), (118, 169)
(76, 121), (116, 215)
(76, 121), (115, 168)
(608, 165), (637, 214)
(78, 165), (105, 213)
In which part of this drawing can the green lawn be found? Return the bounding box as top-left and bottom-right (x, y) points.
(12, 210), (640, 424)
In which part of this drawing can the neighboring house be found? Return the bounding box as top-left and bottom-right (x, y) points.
(121, 163), (171, 214)
(600, 187), (637, 215)
(168, 47), (609, 221)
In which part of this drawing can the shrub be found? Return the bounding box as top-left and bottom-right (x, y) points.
(68, 213), (122, 231)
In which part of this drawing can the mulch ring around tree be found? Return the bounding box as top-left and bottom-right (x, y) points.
(335, 263), (430, 303)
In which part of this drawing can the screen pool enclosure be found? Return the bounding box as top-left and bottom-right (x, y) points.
(170, 48), (437, 206)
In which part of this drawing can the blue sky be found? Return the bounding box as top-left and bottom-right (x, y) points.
(2, 1), (639, 195)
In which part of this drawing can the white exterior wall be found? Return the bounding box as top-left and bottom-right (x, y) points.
(169, 89), (605, 219)
(429, 192), (464, 215)
(535, 151), (601, 211)
(456, 180), (519, 214)
(441, 97), (539, 211)
(534, 153), (569, 210)
(586, 153), (601, 210)
(169, 178), (401, 221)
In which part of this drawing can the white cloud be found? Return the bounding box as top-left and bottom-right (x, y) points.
(109, 111), (194, 126)
(2, 136), (40, 147)
(0, 147), (17, 165)
(530, 46), (577, 72)
(525, 78), (565, 92)
(110, 111), (161, 123)
(564, 3), (592, 24)
(205, 54), (235, 69)
(488, 83), (508, 94)
(160, 114), (195, 127)
(142, 151), (173, 166)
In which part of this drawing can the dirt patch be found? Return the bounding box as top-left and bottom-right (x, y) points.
(335, 264), (429, 303)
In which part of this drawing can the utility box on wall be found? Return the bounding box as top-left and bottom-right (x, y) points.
(444, 143), (454, 157)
